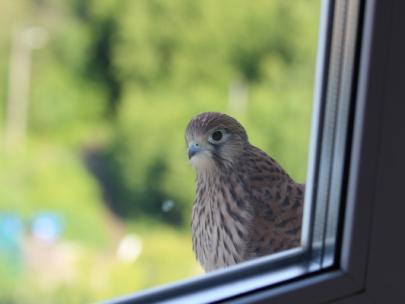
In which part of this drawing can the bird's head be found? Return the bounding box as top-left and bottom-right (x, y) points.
(185, 112), (249, 171)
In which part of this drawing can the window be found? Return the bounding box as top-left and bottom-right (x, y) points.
(106, 0), (405, 302)
(104, 0), (369, 302)
(4, 0), (405, 302)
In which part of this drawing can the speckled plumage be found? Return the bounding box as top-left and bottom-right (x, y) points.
(186, 112), (304, 272)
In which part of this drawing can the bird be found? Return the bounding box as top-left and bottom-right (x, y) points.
(185, 112), (304, 272)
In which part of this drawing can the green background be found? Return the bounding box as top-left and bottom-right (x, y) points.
(0, 0), (320, 302)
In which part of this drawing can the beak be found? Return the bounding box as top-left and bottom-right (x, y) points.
(188, 142), (201, 159)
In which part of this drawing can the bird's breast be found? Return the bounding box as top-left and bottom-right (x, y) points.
(192, 176), (252, 271)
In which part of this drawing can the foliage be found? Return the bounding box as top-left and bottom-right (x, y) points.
(0, 0), (320, 302)
(0, 146), (109, 247)
(101, 0), (319, 224)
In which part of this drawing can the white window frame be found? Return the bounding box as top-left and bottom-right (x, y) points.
(104, 0), (405, 302)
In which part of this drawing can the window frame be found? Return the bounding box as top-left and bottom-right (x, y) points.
(104, 0), (405, 302)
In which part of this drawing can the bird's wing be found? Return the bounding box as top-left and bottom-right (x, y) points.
(240, 146), (304, 253)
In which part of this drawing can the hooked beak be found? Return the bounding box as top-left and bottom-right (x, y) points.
(188, 142), (201, 159)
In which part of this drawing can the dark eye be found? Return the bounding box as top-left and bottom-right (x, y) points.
(208, 130), (225, 144)
(212, 131), (223, 141)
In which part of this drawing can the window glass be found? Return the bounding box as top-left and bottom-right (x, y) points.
(0, 0), (320, 302)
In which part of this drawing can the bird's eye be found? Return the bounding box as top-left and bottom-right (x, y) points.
(209, 130), (224, 144)
(212, 131), (223, 141)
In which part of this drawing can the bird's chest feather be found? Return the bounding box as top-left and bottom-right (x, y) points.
(192, 175), (252, 271)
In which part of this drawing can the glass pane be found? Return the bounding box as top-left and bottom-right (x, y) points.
(0, 0), (321, 302)
(305, 0), (361, 269)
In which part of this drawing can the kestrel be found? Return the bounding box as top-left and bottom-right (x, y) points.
(185, 112), (304, 272)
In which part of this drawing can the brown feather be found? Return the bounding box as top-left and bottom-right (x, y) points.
(186, 112), (304, 271)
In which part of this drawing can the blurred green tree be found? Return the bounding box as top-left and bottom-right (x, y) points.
(100, 0), (319, 224)
(0, 0), (320, 301)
